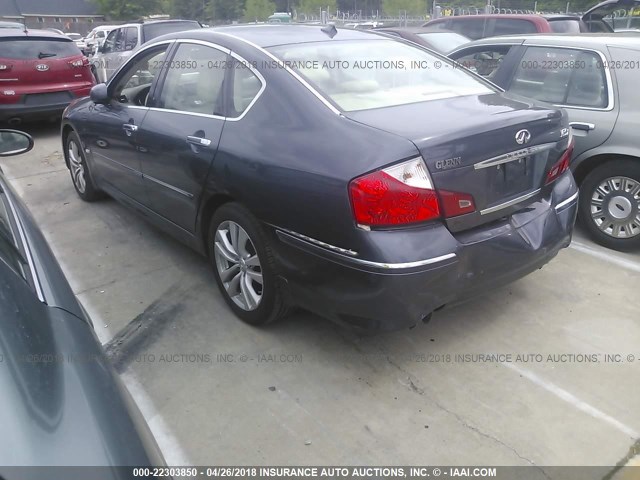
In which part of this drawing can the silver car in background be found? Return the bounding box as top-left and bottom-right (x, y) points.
(450, 34), (640, 251)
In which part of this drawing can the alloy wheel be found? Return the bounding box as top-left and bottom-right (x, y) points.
(214, 220), (263, 311)
(68, 140), (86, 194)
(590, 176), (640, 239)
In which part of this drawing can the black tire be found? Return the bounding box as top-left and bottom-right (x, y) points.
(64, 131), (105, 202)
(208, 202), (289, 325)
(578, 159), (640, 251)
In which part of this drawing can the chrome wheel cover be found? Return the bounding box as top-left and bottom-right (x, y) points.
(590, 176), (640, 239)
(214, 221), (263, 311)
(68, 139), (86, 193)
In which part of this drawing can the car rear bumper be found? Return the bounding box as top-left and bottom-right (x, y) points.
(0, 89), (90, 122)
(273, 172), (579, 332)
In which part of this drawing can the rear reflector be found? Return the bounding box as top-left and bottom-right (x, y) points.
(349, 157), (440, 227)
(439, 190), (476, 217)
(545, 141), (574, 185)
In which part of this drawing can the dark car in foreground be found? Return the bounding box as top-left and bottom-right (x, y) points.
(61, 25), (578, 332)
(374, 27), (469, 53)
(0, 29), (95, 125)
(0, 130), (165, 468)
(450, 34), (640, 250)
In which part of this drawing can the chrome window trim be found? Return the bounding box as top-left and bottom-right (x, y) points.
(516, 44), (615, 112)
(1, 182), (45, 302)
(480, 188), (541, 215)
(554, 190), (579, 211)
(212, 31), (342, 115)
(474, 142), (556, 170)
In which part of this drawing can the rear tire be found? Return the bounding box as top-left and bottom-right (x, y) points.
(64, 131), (104, 202)
(578, 159), (640, 251)
(208, 203), (289, 325)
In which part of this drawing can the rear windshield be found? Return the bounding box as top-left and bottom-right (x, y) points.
(142, 21), (201, 42)
(549, 19), (582, 33)
(0, 38), (81, 59)
(268, 39), (493, 112)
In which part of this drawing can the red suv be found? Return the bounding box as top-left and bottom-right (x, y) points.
(0, 29), (95, 124)
(424, 14), (590, 40)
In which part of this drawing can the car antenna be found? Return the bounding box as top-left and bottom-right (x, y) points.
(321, 24), (337, 38)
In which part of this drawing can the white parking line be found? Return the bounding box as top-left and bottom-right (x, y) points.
(121, 372), (192, 466)
(503, 362), (639, 439)
(569, 241), (640, 274)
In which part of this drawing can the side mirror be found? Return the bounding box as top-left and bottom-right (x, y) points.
(90, 83), (109, 104)
(0, 130), (34, 157)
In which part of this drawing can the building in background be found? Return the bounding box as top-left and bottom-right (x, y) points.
(0, 0), (105, 34)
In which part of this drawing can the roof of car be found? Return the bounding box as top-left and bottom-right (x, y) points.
(182, 24), (387, 47)
(454, 32), (640, 49)
(0, 28), (73, 39)
(428, 14), (551, 22)
(116, 19), (202, 28)
(376, 26), (462, 34)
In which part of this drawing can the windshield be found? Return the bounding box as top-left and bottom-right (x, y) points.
(0, 38), (81, 59)
(268, 39), (493, 112)
(417, 32), (469, 53)
(67, 33), (82, 40)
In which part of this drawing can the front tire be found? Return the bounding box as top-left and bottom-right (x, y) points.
(208, 203), (289, 325)
(578, 159), (640, 251)
(64, 131), (104, 202)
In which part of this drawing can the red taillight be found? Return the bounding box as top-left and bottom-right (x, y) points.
(349, 157), (441, 227)
(439, 190), (476, 217)
(545, 141), (574, 185)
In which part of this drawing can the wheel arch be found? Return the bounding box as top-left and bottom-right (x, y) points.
(198, 193), (235, 253)
(573, 153), (640, 185)
(61, 123), (76, 169)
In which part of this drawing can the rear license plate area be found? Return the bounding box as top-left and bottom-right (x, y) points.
(24, 92), (72, 106)
(500, 157), (531, 196)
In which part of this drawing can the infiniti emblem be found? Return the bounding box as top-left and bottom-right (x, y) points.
(515, 129), (531, 145)
(35, 64), (49, 71)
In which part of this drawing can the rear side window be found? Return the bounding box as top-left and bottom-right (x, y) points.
(448, 18), (488, 40)
(493, 19), (538, 36)
(0, 38), (80, 59)
(510, 47), (608, 108)
(230, 60), (262, 118)
(142, 21), (200, 43)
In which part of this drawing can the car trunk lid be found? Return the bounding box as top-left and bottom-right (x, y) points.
(345, 92), (570, 231)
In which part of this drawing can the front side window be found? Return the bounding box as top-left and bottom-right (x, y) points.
(510, 47), (607, 108)
(124, 27), (138, 51)
(269, 39), (493, 112)
(102, 29), (119, 54)
(157, 43), (228, 116)
(111, 46), (168, 105)
(453, 46), (513, 79)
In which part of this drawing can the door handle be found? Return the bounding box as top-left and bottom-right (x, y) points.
(186, 136), (212, 147)
(122, 123), (138, 136)
(569, 122), (595, 132)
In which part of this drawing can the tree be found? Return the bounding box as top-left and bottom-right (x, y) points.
(92, 0), (162, 19)
(243, 0), (276, 21)
(381, 0), (425, 16)
(210, 0), (245, 21)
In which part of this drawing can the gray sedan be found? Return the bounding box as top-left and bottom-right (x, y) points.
(450, 34), (640, 251)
